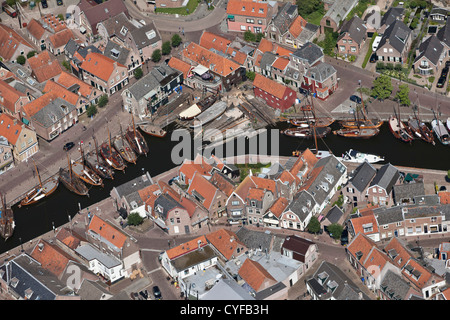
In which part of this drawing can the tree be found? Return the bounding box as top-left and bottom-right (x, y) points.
(151, 49), (161, 62)
(256, 33), (264, 42)
(296, 0), (324, 17)
(97, 95), (108, 108)
(134, 67), (143, 80)
(395, 84), (410, 106)
(171, 34), (182, 47)
(127, 212), (144, 226)
(16, 55), (26, 65)
(245, 70), (256, 81)
(27, 51), (37, 59)
(162, 41), (171, 55)
(371, 74), (392, 100)
(62, 60), (71, 71)
(328, 223), (344, 241)
(307, 216), (321, 234)
(244, 30), (256, 42)
(86, 105), (97, 117)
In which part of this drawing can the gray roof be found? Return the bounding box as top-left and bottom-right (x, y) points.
(380, 269), (413, 300)
(103, 40), (131, 66)
(305, 62), (336, 83)
(369, 163), (400, 194)
(130, 21), (161, 50)
(77, 279), (112, 300)
(430, 7), (449, 17)
(170, 244), (216, 273)
(323, 0), (358, 24)
(296, 22), (320, 44)
(254, 281), (287, 300)
(75, 244), (122, 269)
(99, 12), (137, 41)
(154, 193), (183, 220)
(325, 205), (344, 224)
(112, 172), (153, 199)
(378, 20), (411, 55)
(437, 19), (450, 46)
(235, 227), (274, 252)
(374, 203), (450, 225)
(373, 205), (404, 225)
(271, 2), (298, 35)
(202, 278), (255, 300)
(64, 38), (79, 57)
(292, 42), (324, 66)
(381, 7), (405, 27)
(339, 16), (367, 45)
(285, 190), (317, 222)
(414, 35), (444, 66)
(259, 51), (277, 71)
(349, 161), (377, 192)
(31, 97), (76, 129)
(392, 182), (425, 204)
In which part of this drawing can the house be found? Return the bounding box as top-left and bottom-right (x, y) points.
(47, 29), (75, 56)
(281, 235), (318, 271)
(21, 92), (78, 141)
(110, 172), (154, 213)
(96, 12), (138, 47)
(43, 80), (86, 116)
(152, 193), (192, 235)
(379, 7), (405, 33)
(26, 51), (63, 84)
(168, 57), (192, 81)
(392, 181), (425, 205)
(348, 208), (380, 242)
(413, 35), (445, 76)
(323, 205), (344, 225)
(103, 40), (140, 78)
(320, 0), (359, 34)
(0, 113), (38, 162)
(238, 258), (277, 293)
(245, 186), (276, 226)
(306, 261), (370, 300)
(252, 73), (296, 111)
(366, 163), (400, 206)
(0, 136), (14, 174)
(201, 278), (255, 300)
(206, 228), (247, 262)
(303, 62), (338, 100)
(280, 190), (318, 231)
(0, 78), (32, 118)
(64, 41), (102, 79)
(376, 20), (412, 64)
(226, 0), (278, 34)
(437, 19), (450, 54)
(429, 7), (449, 24)
(178, 154), (214, 186)
(199, 31), (231, 53)
(181, 42), (245, 93)
(337, 16), (367, 56)
(402, 258), (446, 299)
(178, 195), (210, 233)
(262, 196), (290, 228)
(0, 24), (34, 62)
(76, 279), (114, 300)
(291, 41), (324, 69)
(378, 269), (422, 300)
(26, 19), (49, 50)
(121, 63), (182, 117)
(86, 214), (142, 278)
(127, 21), (163, 64)
(344, 161), (377, 207)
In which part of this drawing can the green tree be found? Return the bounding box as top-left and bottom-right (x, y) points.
(371, 74), (392, 100)
(256, 33), (264, 42)
(296, 0), (324, 17)
(328, 223), (344, 241)
(16, 55), (26, 65)
(151, 49), (161, 62)
(97, 95), (108, 108)
(86, 105), (97, 117)
(62, 60), (71, 71)
(134, 67), (143, 80)
(171, 34), (182, 47)
(245, 70), (256, 81)
(395, 84), (410, 106)
(162, 41), (171, 55)
(27, 51), (37, 59)
(244, 30), (256, 42)
(307, 216), (321, 234)
(127, 212), (144, 226)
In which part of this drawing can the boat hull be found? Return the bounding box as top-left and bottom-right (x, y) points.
(71, 161), (103, 186)
(113, 136), (137, 164)
(389, 116), (414, 142)
(342, 149), (384, 163)
(339, 120), (383, 129)
(408, 118), (434, 144)
(282, 127), (331, 139)
(125, 128), (149, 156)
(0, 208), (14, 240)
(59, 168), (89, 196)
(290, 117), (335, 128)
(85, 152), (114, 179)
(20, 176), (59, 206)
(139, 124), (167, 138)
(100, 143), (126, 171)
(333, 128), (380, 138)
(431, 120), (450, 145)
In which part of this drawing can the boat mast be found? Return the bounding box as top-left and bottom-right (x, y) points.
(67, 153), (73, 182)
(310, 91), (318, 155)
(93, 136), (100, 163)
(32, 158), (42, 188)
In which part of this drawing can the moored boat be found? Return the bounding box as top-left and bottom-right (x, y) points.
(446, 117), (450, 132)
(139, 123), (167, 138)
(431, 119), (450, 145)
(333, 127), (380, 139)
(20, 159), (59, 206)
(59, 167), (89, 196)
(125, 114), (149, 156)
(113, 125), (137, 164)
(282, 126), (331, 139)
(85, 136), (114, 180)
(389, 115), (414, 143)
(339, 119), (383, 129)
(0, 194), (14, 240)
(100, 127), (126, 171)
(341, 149), (384, 163)
(71, 160), (103, 187)
(290, 117), (335, 128)
(407, 116), (434, 145)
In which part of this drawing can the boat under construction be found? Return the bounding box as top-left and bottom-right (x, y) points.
(0, 194), (14, 240)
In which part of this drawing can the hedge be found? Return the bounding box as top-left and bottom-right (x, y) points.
(361, 32), (378, 69)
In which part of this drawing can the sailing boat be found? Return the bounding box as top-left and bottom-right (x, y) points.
(431, 109), (450, 145)
(113, 124), (137, 164)
(0, 194), (14, 240)
(333, 99), (380, 138)
(407, 103), (434, 145)
(59, 154), (89, 196)
(20, 159), (59, 206)
(289, 104), (334, 128)
(339, 96), (383, 129)
(389, 103), (414, 143)
(71, 145), (103, 187)
(100, 125), (126, 171)
(125, 113), (149, 156)
(85, 136), (114, 180)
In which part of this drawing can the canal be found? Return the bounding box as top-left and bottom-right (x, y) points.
(1, 121), (449, 254)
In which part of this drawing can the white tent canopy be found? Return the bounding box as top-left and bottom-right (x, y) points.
(192, 64), (209, 76)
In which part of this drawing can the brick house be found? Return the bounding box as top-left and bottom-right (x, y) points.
(238, 258), (277, 293)
(26, 19), (49, 50)
(281, 235), (318, 271)
(366, 163), (400, 206)
(348, 208), (380, 242)
(376, 20), (412, 64)
(226, 0), (278, 34)
(0, 79), (32, 119)
(252, 73), (297, 111)
(303, 62), (338, 100)
(26, 51), (63, 84)
(152, 193), (192, 235)
(206, 228), (247, 261)
(262, 196), (290, 228)
(413, 35), (445, 77)
(47, 29), (75, 56)
(337, 16), (367, 56)
(344, 161), (377, 208)
(320, 0), (358, 34)
(280, 190), (318, 231)
(245, 187), (276, 226)
(0, 24), (34, 62)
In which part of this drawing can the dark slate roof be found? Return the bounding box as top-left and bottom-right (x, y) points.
(64, 38), (79, 57)
(271, 2), (298, 35)
(32, 97), (76, 129)
(392, 182), (425, 204)
(254, 281), (287, 300)
(373, 205), (404, 225)
(282, 235), (315, 262)
(325, 205), (344, 224)
(285, 190), (317, 222)
(381, 7), (405, 27)
(414, 35), (444, 66)
(369, 163), (400, 194)
(305, 62), (336, 83)
(437, 19), (450, 47)
(292, 42), (323, 66)
(154, 193), (183, 220)
(112, 172), (153, 199)
(103, 40), (130, 66)
(349, 161), (377, 192)
(380, 269), (413, 300)
(259, 51), (277, 71)
(430, 7), (449, 17)
(378, 20), (411, 55)
(80, 0), (129, 33)
(130, 21), (161, 50)
(235, 227), (274, 252)
(99, 12), (137, 41)
(77, 45), (102, 59)
(339, 16), (367, 45)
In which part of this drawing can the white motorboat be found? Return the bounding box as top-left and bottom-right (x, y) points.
(431, 119), (450, 145)
(447, 117), (450, 132)
(341, 149), (384, 164)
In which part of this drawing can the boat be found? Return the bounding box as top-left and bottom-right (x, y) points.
(388, 104), (414, 143)
(190, 101), (227, 128)
(179, 93), (218, 120)
(113, 125), (137, 164)
(446, 117), (450, 132)
(100, 126), (126, 171)
(431, 119), (450, 145)
(125, 114), (149, 156)
(341, 149), (384, 163)
(20, 159), (59, 206)
(139, 122), (167, 138)
(70, 146), (103, 187)
(292, 149), (332, 159)
(339, 92), (383, 129)
(408, 116), (434, 145)
(59, 155), (89, 196)
(282, 126), (331, 139)
(333, 127), (380, 139)
(289, 104), (335, 128)
(0, 194), (14, 240)
(85, 136), (114, 180)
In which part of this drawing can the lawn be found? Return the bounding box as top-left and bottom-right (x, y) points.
(155, 0), (199, 15)
(305, 11), (324, 25)
(236, 163), (272, 181)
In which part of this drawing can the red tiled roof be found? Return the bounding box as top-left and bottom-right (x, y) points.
(253, 73), (292, 100)
(272, 57), (290, 71)
(0, 113), (25, 145)
(246, 187), (265, 201)
(362, 246), (390, 273)
(56, 227), (86, 250)
(347, 232), (377, 263)
(166, 235), (208, 260)
(238, 258), (276, 291)
(43, 80), (79, 105)
(267, 197), (289, 218)
(439, 191), (450, 204)
(179, 154), (213, 183)
(80, 52), (125, 82)
(206, 228), (245, 260)
(227, 0), (270, 18)
(199, 31), (231, 53)
(384, 237), (413, 269)
(42, 14), (66, 33)
(56, 71), (95, 98)
(27, 19), (46, 40)
(0, 24), (33, 60)
(27, 51), (63, 83)
(209, 171), (235, 197)
(187, 172), (218, 210)
(402, 259), (434, 289)
(168, 57), (192, 79)
(275, 46), (293, 57)
(0, 79), (27, 114)
(226, 46), (248, 65)
(350, 212), (379, 236)
(48, 28), (74, 49)
(30, 239), (74, 277)
(138, 184), (161, 210)
(289, 15), (308, 38)
(179, 196), (199, 218)
(88, 215), (127, 249)
(256, 38), (274, 54)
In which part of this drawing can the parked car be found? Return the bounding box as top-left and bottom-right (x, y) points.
(340, 228), (349, 246)
(436, 77), (446, 88)
(152, 286), (162, 300)
(369, 53), (377, 63)
(41, 0), (48, 7)
(299, 87), (309, 95)
(446, 60), (450, 68)
(139, 290), (149, 300)
(441, 67), (449, 78)
(63, 142), (75, 151)
(349, 95), (362, 104)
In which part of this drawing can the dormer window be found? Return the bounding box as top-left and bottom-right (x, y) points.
(120, 26), (128, 36)
(10, 277), (19, 288)
(242, 6), (245, 11)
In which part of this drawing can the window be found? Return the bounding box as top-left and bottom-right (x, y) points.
(407, 227), (413, 234)
(431, 217), (437, 222)
(415, 226), (421, 233)
(240, 25), (247, 31)
(232, 201), (239, 206)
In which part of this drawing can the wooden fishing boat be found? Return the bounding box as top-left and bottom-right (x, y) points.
(59, 155), (89, 196)
(100, 127), (126, 171)
(113, 125), (137, 164)
(282, 126), (331, 139)
(408, 116), (434, 145)
(389, 115), (414, 143)
(333, 127), (380, 139)
(125, 114), (149, 156)
(339, 119), (383, 129)
(20, 159), (59, 206)
(85, 136), (114, 180)
(290, 117), (335, 128)
(139, 122), (167, 138)
(70, 146), (103, 187)
(0, 194), (14, 240)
